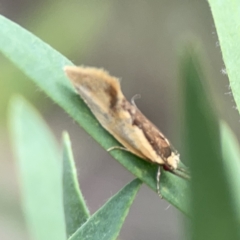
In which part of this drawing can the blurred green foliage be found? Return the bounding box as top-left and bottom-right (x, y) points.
(0, 0), (113, 125)
(9, 96), (67, 240)
(9, 96), (141, 240)
(1, 0), (240, 239)
(209, 0), (240, 112)
(180, 45), (240, 240)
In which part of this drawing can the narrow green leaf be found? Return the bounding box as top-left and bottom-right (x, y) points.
(208, 0), (240, 113)
(220, 122), (240, 223)
(0, 0), (113, 122)
(62, 132), (90, 237)
(0, 16), (189, 215)
(180, 44), (240, 240)
(9, 96), (66, 240)
(69, 179), (142, 240)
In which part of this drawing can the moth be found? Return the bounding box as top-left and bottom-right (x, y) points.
(64, 66), (189, 196)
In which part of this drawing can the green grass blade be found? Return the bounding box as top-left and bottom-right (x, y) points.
(62, 132), (90, 237)
(0, 15), (189, 215)
(208, 0), (240, 113)
(0, 0), (113, 123)
(69, 179), (142, 240)
(180, 44), (240, 240)
(9, 96), (66, 240)
(220, 122), (240, 223)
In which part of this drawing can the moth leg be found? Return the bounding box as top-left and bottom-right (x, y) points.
(107, 146), (129, 152)
(131, 94), (141, 107)
(156, 166), (163, 198)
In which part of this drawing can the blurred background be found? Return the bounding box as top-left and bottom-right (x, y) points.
(0, 1), (239, 239)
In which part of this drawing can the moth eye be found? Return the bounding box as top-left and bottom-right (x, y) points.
(163, 164), (172, 171)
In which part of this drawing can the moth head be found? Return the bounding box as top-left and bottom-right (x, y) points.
(64, 66), (124, 111)
(166, 152), (180, 170)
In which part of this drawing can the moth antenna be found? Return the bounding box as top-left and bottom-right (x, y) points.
(131, 94), (141, 107)
(177, 166), (190, 174)
(165, 204), (171, 211)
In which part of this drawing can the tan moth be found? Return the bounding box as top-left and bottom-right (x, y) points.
(64, 66), (189, 196)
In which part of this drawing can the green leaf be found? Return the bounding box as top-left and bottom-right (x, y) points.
(69, 179), (142, 240)
(62, 132), (90, 237)
(180, 44), (240, 240)
(208, 0), (240, 113)
(220, 122), (240, 222)
(0, 15), (189, 215)
(9, 96), (66, 240)
(0, 0), (113, 123)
